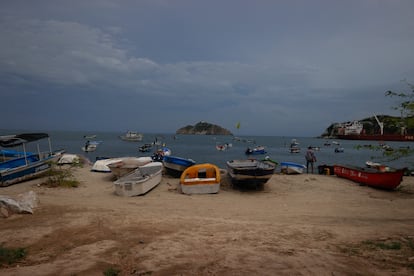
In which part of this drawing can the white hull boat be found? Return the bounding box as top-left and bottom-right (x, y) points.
(107, 156), (153, 178)
(114, 162), (163, 196)
(280, 162), (306, 174)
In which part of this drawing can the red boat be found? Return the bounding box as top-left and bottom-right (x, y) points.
(333, 164), (406, 190)
(336, 134), (414, 142)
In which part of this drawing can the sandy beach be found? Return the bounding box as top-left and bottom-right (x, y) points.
(1, 163), (414, 275)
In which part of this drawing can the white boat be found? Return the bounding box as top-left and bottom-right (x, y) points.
(91, 158), (122, 172)
(57, 154), (80, 165)
(119, 131), (143, 142)
(114, 162), (163, 196)
(0, 133), (64, 186)
(107, 156), (153, 178)
(82, 141), (101, 152)
(280, 161), (306, 174)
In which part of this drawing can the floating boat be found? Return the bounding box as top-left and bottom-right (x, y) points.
(180, 163), (221, 194)
(83, 135), (97, 139)
(107, 156), (153, 178)
(81, 142), (97, 152)
(245, 146), (267, 155)
(162, 155), (196, 178)
(0, 133), (63, 187)
(280, 161), (307, 174)
(333, 164), (406, 190)
(138, 143), (153, 152)
(334, 147), (344, 153)
(114, 162), (163, 196)
(119, 131), (143, 142)
(226, 159), (275, 186)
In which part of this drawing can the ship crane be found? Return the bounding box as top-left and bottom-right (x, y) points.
(373, 114), (384, 135)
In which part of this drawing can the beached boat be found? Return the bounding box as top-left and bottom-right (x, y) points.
(333, 164), (405, 190)
(226, 159), (275, 186)
(280, 161), (307, 174)
(57, 154), (80, 165)
(119, 131), (143, 142)
(245, 146), (267, 155)
(107, 156), (153, 178)
(0, 133), (63, 187)
(180, 163), (221, 194)
(162, 155), (196, 177)
(114, 162), (163, 196)
(91, 158), (123, 173)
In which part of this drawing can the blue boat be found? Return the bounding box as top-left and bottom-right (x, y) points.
(162, 155), (196, 177)
(280, 161), (307, 174)
(245, 146), (267, 155)
(0, 133), (63, 187)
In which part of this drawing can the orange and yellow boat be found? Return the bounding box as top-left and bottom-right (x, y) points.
(180, 163), (221, 194)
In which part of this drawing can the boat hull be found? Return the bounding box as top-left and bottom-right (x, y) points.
(336, 134), (414, 142)
(333, 164), (405, 190)
(280, 162), (306, 174)
(180, 163), (220, 194)
(107, 157), (152, 178)
(163, 156), (196, 177)
(0, 156), (52, 187)
(114, 162), (163, 196)
(226, 159), (275, 185)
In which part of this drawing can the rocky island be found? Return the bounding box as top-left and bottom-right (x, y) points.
(176, 121), (233, 135)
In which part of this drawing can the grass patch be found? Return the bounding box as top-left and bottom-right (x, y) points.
(41, 165), (80, 188)
(0, 245), (26, 266)
(103, 267), (121, 276)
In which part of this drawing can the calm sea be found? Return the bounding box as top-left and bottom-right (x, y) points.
(2, 130), (414, 170)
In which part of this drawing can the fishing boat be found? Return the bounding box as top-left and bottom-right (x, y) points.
(138, 143), (153, 152)
(280, 161), (307, 174)
(226, 159), (275, 186)
(0, 133), (63, 187)
(107, 156), (153, 178)
(180, 163), (221, 194)
(333, 164), (405, 190)
(113, 162), (163, 196)
(119, 131), (143, 142)
(81, 141), (101, 152)
(245, 146), (267, 155)
(162, 155), (196, 177)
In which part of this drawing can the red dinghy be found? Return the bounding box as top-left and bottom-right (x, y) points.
(333, 164), (406, 190)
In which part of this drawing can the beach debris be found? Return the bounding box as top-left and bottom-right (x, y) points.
(0, 191), (38, 217)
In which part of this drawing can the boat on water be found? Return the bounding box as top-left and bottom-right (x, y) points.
(138, 143), (153, 152)
(226, 159), (275, 186)
(335, 118), (414, 141)
(245, 146), (267, 155)
(151, 147), (172, 162)
(119, 131), (143, 142)
(180, 163), (221, 194)
(162, 155), (196, 178)
(0, 133), (64, 187)
(113, 162), (163, 196)
(333, 164), (406, 190)
(82, 141), (101, 152)
(83, 135), (97, 139)
(107, 156), (153, 178)
(280, 161), (307, 174)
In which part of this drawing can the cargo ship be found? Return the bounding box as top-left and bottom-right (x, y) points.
(335, 116), (414, 142)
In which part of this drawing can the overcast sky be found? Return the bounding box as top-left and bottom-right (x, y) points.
(1, 0), (413, 136)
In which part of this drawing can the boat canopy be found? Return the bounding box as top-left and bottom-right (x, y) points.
(0, 133), (50, 147)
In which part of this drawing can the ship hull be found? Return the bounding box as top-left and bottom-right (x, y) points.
(336, 134), (414, 142)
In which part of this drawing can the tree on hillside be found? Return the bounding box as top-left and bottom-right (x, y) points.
(386, 80), (414, 133)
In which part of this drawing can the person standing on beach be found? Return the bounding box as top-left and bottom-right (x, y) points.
(305, 146), (316, 173)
